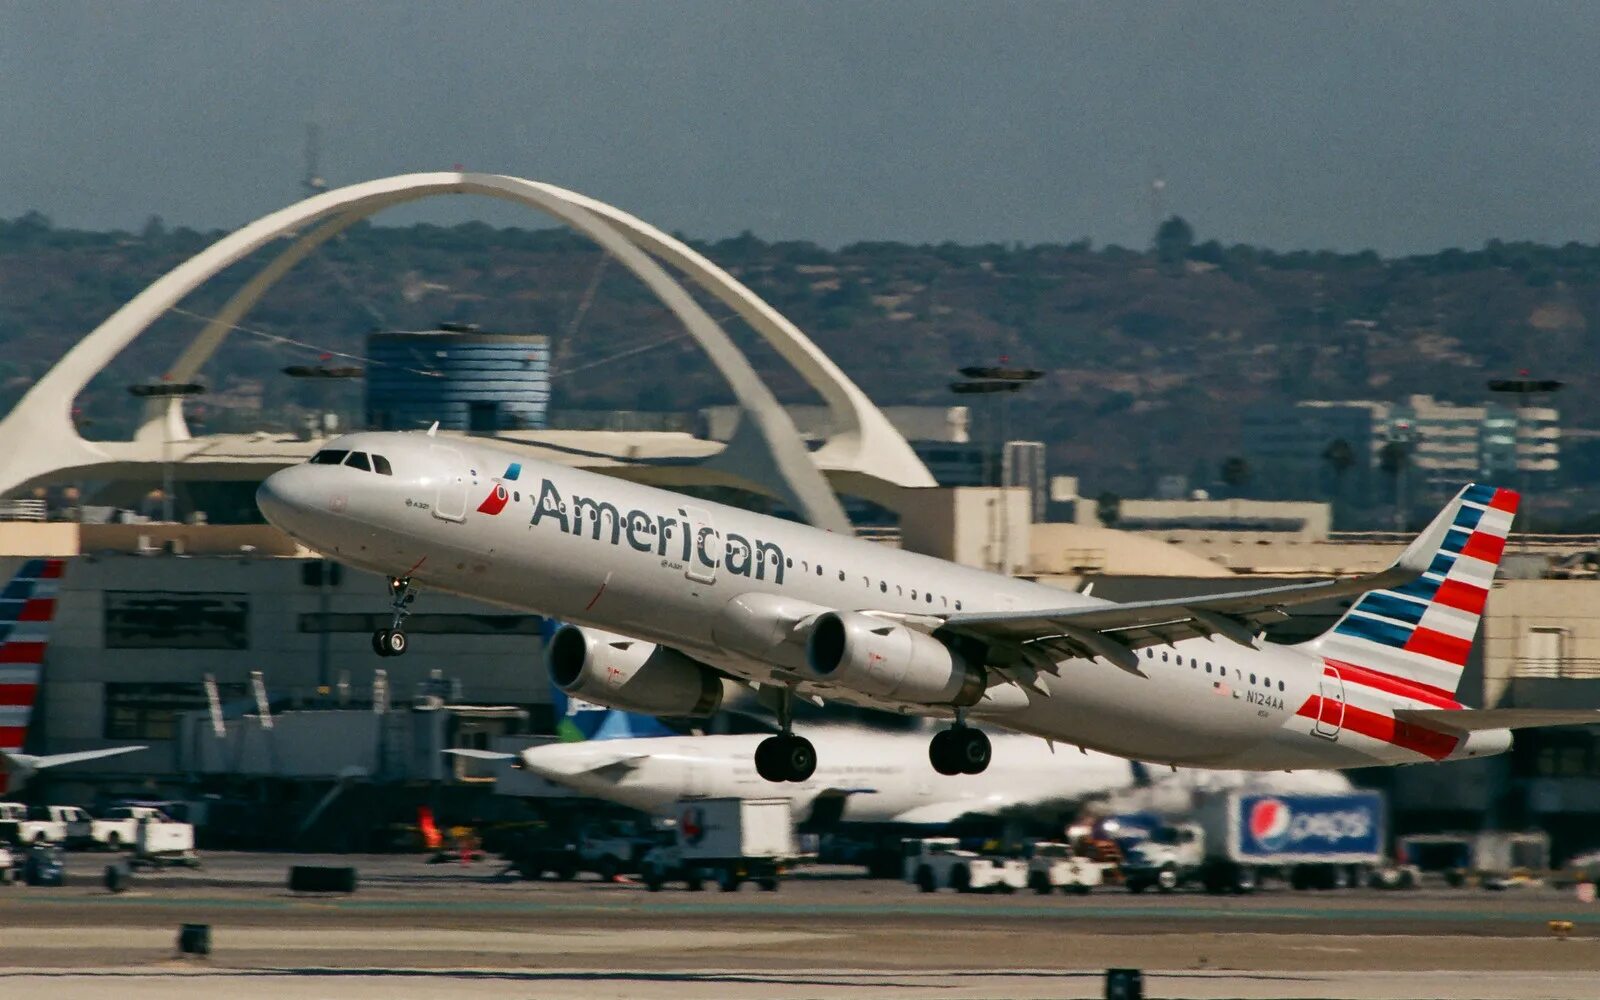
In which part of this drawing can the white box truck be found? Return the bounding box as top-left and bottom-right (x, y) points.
(641, 797), (793, 892)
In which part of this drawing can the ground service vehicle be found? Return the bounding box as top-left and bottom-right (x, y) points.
(642, 797), (791, 892)
(0, 805), (94, 846)
(67, 803), (190, 851)
(1122, 791), (1386, 893)
(904, 837), (1027, 893)
(503, 828), (580, 881)
(1026, 840), (1105, 894)
(129, 813), (200, 868)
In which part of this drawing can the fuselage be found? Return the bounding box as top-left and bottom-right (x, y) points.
(519, 728), (1138, 822)
(257, 431), (1511, 771)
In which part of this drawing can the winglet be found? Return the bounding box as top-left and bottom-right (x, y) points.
(426, 420), (439, 437)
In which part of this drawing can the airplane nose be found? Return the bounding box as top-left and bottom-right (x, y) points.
(256, 466), (314, 532)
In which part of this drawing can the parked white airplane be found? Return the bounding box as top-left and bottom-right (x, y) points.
(257, 432), (1600, 783)
(0, 558), (145, 794)
(463, 726), (1140, 825)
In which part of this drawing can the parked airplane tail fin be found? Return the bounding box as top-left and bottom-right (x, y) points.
(540, 618), (676, 743)
(1314, 485), (1517, 701)
(0, 558), (66, 794)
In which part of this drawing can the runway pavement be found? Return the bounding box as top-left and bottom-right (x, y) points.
(1, 852), (1595, 998)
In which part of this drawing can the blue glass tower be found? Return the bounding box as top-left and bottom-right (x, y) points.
(365, 326), (550, 433)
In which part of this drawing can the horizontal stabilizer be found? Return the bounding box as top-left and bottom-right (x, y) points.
(5, 746), (148, 770)
(1394, 708), (1600, 734)
(440, 748), (516, 761)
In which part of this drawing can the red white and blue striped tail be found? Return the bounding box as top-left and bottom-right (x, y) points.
(1314, 484), (1517, 702)
(0, 558), (66, 790)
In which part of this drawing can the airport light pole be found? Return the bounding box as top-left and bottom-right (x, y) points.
(1488, 374), (1564, 542)
(951, 363), (1043, 573)
(127, 381), (206, 522)
(951, 364), (1044, 486)
(284, 361), (365, 439)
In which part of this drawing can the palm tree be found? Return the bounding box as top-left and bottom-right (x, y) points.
(1219, 456), (1251, 498)
(1322, 438), (1356, 526)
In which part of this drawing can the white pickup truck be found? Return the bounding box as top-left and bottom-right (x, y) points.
(70, 805), (187, 852)
(0, 802), (94, 846)
(1026, 841), (1107, 895)
(903, 837), (1027, 894)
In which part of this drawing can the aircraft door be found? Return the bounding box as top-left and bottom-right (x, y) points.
(1313, 666), (1346, 740)
(430, 444), (468, 523)
(683, 506), (720, 585)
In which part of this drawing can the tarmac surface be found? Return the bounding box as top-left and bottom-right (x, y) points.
(1, 852), (1597, 998)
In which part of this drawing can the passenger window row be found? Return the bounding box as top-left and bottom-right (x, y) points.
(782, 556), (963, 610)
(309, 449), (393, 476)
(1146, 648), (1285, 691)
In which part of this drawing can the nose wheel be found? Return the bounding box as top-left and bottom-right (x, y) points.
(372, 576), (417, 658)
(930, 726), (991, 775)
(754, 686), (817, 782)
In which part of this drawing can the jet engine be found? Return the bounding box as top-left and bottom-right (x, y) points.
(803, 611), (986, 706)
(545, 624), (724, 718)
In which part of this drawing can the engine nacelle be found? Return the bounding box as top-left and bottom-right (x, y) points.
(545, 624), (724, 718)
(803, 611), (986, 706)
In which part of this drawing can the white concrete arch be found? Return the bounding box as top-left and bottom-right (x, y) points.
(0, 174), (946, 525)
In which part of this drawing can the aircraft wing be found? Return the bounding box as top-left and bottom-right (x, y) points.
(1394, 709), (1600, 733)
(941, 490), (1461, 674)
(7, 746), (148, 770)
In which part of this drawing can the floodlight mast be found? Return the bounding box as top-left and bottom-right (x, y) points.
(126, 381), (206, 522)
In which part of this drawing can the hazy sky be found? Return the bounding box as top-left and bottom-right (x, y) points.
(4, 2), (1599, 254)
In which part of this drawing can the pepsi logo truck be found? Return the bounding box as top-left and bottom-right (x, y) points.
(1121, 790), (1387, 894)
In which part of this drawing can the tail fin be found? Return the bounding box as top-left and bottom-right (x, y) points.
(1314, 484), (1517, 699)
(0, 558), (66, 793)
(540, 618), (676, 743)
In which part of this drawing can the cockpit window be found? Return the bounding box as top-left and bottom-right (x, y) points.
(372, 455), (393, 476)
(310, 449), (349, 465)
(345, 451), (372, 472)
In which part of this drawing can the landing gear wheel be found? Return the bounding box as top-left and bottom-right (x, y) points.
(373, 628), (407, 657)
(374, 576), (418, 657)
(930, 727), (990, 775)
(953, 728), (991, 774)
(755, 735), (816, 782)
(929, 729), (961, 776)
(755, 736), (786, 783)
(779, 736), (816, 782)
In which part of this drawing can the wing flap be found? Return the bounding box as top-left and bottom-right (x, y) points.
(1394, 709), (1600, 734)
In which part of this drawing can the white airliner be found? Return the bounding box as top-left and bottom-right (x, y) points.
(467, 726), (1141, 825)
(0, 559), (145, 794)
(257, 431), (1600, 783)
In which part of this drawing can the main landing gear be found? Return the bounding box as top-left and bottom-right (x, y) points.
(372, 576), (416, 658)
(929, 720), (991, 776)
(754, 687), (816, 783)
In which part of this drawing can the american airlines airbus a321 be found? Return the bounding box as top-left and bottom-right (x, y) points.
(257, 430), (1600, 783)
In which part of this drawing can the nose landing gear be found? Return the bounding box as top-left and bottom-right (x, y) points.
(753, 686), (817, 783)
(372, 576), (416, 658)
(930, 723), (991, 776)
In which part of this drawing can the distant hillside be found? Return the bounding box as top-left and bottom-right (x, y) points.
(1, 211), (1596, 515)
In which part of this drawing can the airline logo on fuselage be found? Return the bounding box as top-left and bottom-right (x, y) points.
(526, 478), (786, 583)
